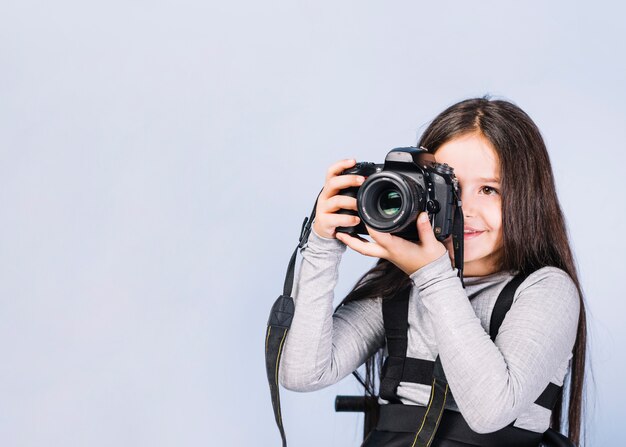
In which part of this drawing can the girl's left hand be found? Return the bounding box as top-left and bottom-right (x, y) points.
(335, 212), (448, 276)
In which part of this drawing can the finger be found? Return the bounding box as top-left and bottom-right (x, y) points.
(365, 226), (395, 247)
(350, 233), (371, 243)
(325, 159), (357, 181)
(416, 212), (437, 244)
(326, 213), (361, 228)
(313, 212), (360, 240)
(322, 195), (358, 213)
(336, 232), (388, 258)
(321, 174), (365, 199)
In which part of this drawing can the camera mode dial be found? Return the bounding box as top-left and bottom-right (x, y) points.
(433, 162), (453, 175)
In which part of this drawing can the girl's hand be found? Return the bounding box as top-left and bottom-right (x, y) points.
(335, 212), (447, 276)
(312, 159), (365, 239)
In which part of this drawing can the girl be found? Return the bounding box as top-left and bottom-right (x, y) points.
(279, 98), (586, 447)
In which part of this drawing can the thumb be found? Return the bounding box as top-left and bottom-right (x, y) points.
(416, 212), (437, 244)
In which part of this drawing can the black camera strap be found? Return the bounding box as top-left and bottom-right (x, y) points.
(451, 186), (465, 286)
(265, 192), (320, 447)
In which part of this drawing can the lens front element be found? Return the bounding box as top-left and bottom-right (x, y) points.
(378, 190), (402, 218)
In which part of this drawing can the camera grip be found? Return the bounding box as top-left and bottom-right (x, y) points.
(335, 162), (378, 236)
(336, 186), (367, 235)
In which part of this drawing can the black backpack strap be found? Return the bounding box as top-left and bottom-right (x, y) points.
(535, 383), (562, 410)
(380, 288), (451, 394)
(380, 286), (411, 403)
(379, 287), (450, 447)
(490, 273), (563, 412)
(489, 273), (528, 341)
(265, 192), (321, 447)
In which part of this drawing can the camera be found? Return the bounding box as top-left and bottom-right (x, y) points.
(336, 147), (460, 241)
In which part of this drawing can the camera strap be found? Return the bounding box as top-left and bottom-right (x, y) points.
(265, 192), (320, 447)
(451, 187), (465, 286)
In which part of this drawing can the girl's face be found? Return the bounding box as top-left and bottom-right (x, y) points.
(434, 132), (503, 277)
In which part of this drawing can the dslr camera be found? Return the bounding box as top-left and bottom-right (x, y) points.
(336, 147), (461, 241)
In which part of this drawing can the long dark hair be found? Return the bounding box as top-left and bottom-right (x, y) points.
(338, 97), (587, 445)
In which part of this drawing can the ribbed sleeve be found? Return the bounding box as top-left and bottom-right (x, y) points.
(279, 229), (385, 391)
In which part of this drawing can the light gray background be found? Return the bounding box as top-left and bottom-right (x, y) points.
(1, 1), (624, 446)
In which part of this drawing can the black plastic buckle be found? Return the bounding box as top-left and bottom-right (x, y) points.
(298, 217), (312, 249)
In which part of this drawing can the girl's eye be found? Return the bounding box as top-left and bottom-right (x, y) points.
(479, 186), (499, 195)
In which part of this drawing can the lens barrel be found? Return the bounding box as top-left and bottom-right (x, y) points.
(357, 171), (425, 233)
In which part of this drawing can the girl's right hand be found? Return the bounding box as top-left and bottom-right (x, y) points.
(312, 159), (365, 239)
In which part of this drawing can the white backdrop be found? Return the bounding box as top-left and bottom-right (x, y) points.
(1, 1), (624, 446)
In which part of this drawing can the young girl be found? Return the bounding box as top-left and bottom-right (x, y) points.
(279, 98), (586, 447)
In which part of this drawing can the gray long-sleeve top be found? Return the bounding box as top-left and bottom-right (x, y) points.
(279, 230), (580, 434)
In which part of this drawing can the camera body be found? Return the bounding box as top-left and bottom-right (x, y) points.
(336, 147), (460, 241)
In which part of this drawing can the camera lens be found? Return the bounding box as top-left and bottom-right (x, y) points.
(357, 171), (425, 233)
(378, 190), (402, 217)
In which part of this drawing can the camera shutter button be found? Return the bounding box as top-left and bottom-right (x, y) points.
(427, 200), (440, 213)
